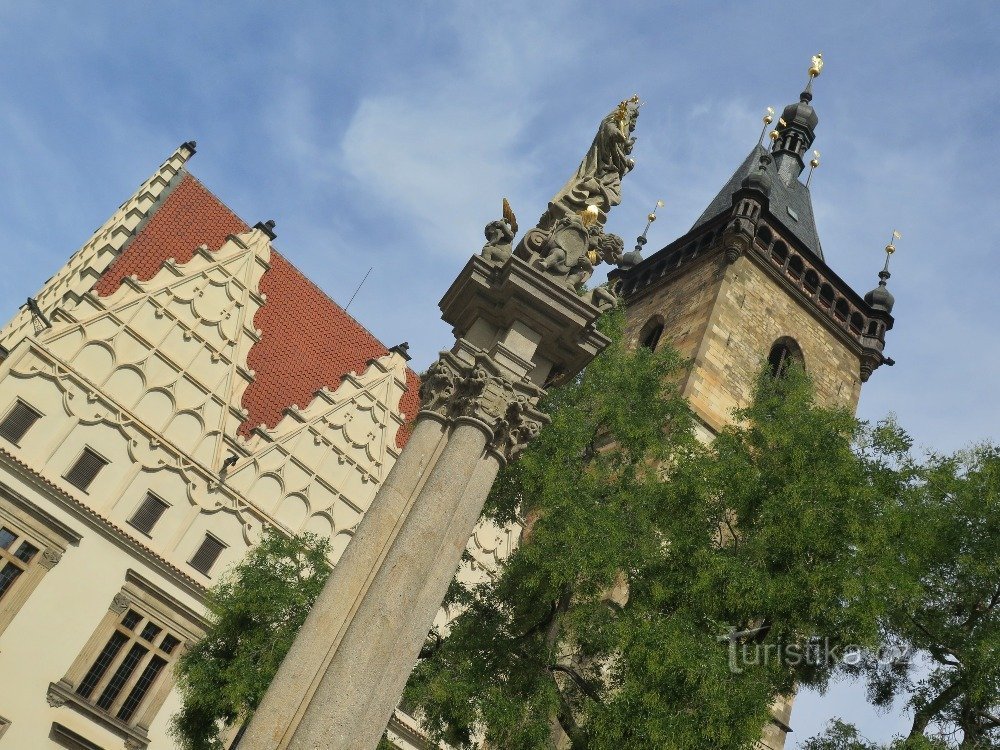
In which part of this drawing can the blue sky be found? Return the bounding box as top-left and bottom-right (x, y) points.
(0, 1), (996, 744)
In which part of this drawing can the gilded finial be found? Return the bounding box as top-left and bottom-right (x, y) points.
(805, 150), (821, 187)
(885, 230), (901, 256)
(618, 199), (664, 270)
(580, 204), (600, 228)
(758, 106), (776, 146)
(883, 229), (901, 271)
(809, 52), (824, 78)
(634, 199), (664, 250)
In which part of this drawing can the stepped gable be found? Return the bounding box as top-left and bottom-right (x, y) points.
(91, 171), (420, 448)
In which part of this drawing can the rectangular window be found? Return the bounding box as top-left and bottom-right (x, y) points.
(69, 604), (185, 730)
(189, 535), (226, 576)
(64, 448), (108, 492)
(49, 571), (206, 746)
(0, 527), (39, 603)
(127, 494), (169, 536)
(0, 400), (41, 445)
(0, 484), (78, 636)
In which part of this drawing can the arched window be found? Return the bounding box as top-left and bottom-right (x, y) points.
(787, 254), (804, 281)
(771, 241), (788, 266)
(767, 337), (805, 378)
(638, 316), (665, 351)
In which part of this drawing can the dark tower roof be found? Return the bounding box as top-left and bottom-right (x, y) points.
(691, 143), (824, 261)
(690, 74), (826, 261)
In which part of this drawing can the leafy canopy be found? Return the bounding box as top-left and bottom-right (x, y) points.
(170, 529), (332, 750)
(404, 308), (903, 750)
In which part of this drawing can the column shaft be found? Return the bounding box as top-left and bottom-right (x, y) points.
(240, 416), (448, 749)
(285, 420), (493, 749)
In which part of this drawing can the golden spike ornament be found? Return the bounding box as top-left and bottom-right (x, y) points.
(805, 150), (821, 187)
(809, 52), (824, 78)
(758, 106), (776, 146)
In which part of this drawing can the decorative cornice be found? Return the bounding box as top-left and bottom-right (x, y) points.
(614, 205), (895, 381)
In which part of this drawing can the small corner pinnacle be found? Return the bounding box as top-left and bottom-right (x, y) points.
(254, 219), (277, 239)
(389, 342), (411, 361)
(181, 140), (198, 155)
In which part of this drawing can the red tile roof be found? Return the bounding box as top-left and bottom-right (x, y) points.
(94, 172), (419, 448)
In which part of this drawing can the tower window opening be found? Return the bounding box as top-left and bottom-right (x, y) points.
(768, 337), (805, 379)
(834, 299), (849, 322)
(771, 241), (788, 266)
(756, 226), (773, 248)
(819, 284), (834, 308)
(850, 312), (864, 334)
(787, 254), (804, 280)
(638, 317), (665, 352)
(803, 269), (820, 294)
(866, 320), (880, 337)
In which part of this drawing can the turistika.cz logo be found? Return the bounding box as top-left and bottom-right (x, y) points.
(718, 626), (911, 674)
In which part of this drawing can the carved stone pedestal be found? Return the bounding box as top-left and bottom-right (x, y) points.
(238, 254), (610, 750)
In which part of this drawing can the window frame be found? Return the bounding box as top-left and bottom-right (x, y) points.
(188, 533), (227, 577)
(0, 482), (79, 635)
(767, 336), (806, 379)
(126, 493), (171, 538)
(63, 447), (110, 493)
(0, 398), (43, 446)
(47, 570), (205, 750)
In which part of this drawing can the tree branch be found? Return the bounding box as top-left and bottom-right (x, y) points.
(552, 672), (590, 750)
(550, 663), (604, 704)
(909, 679), (964, 739)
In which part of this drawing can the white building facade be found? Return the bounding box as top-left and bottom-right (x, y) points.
(0, 144), (513, 749)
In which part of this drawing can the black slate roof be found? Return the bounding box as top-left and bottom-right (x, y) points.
(691, 144), (824, 260)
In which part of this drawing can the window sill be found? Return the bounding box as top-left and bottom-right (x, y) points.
(46, 681), (150, 750)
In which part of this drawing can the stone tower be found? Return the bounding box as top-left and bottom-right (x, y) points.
(610, 74), (896, 747)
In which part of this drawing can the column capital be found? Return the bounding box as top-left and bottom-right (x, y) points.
(418, 350), (549, 464)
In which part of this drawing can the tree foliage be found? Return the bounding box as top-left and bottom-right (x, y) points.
(171, 529), (332, 749)
(403, 309), (903, 749)
(837, 444), (1000, 748)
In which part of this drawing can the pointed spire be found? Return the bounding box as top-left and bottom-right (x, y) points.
(771, 53), (823, 185)
(865, 230), (900, 314)
(620, 200), (663, 270)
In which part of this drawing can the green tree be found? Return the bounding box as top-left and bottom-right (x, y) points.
(170, 529), (332, 750)
(842, 444), (1000, 748)
(404, 309), (904, 750)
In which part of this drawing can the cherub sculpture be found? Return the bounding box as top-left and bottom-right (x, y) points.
(480, 198), (519, 263)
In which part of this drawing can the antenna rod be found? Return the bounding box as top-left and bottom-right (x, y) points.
(344, 267), (373, 312)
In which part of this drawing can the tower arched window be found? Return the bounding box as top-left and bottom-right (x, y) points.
(767, 337), (804, 378)
(638, 316), (665, 352)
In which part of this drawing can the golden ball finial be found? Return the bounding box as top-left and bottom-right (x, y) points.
(885, 230), (902, 256)
(809, 52), (824, 78)
(763, 105), (775, 125)
(769, 129), (780, 141)
(810, 150), (821, 168)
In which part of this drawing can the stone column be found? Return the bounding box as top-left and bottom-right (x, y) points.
(239, 254), (610, 750)
(241, 93), (642, 750)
